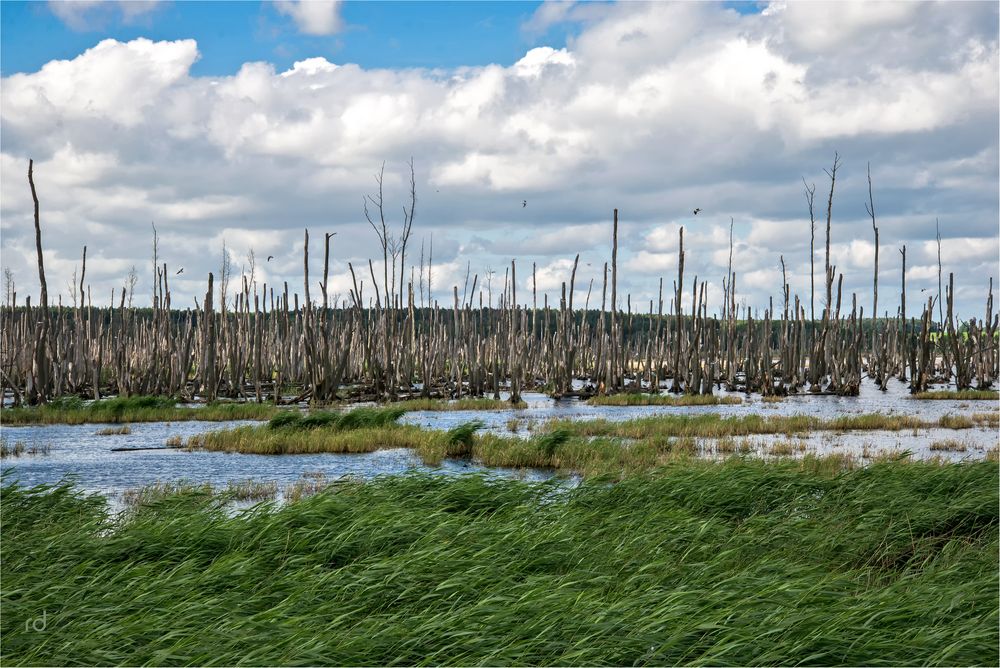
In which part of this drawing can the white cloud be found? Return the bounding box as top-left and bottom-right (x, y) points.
(273, 0), (343, 36)
(2, 2), (997, 317)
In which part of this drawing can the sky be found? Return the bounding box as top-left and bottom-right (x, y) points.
(1, 0), (997, 318)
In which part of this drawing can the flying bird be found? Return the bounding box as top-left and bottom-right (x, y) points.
(176, 268), (184, 275)
(693, 208), (702, 215)
(522, 200), (527, 208)
(267, 256), (274, 262)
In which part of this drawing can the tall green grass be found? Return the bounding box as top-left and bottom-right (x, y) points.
(1, 396), (281, 425)
(2, 460), (997, 666)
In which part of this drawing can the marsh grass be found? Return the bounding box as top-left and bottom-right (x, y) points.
(120, 481), (212, 506)
(3, 461), (997, 666)
(929, 439), (970, 453)
(0, 440), (25, 457)
(284, 471), (339, 502)
(394, 397), (527, 411)
(1, 395), (280, 425)
(587, 393), (742, 406)
(546, 411), (998, 441)
(192, 407), (436, 455)
(0, 439), (49, 458)
(913, 389), (1000, 400)
(266, 406), (405, 432)
(222, 479), (278, 502)
(189, 407), (999, 477)
(96, 425), (132, 436)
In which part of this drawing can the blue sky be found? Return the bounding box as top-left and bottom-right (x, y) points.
(2, 1), (571, 75)
(0, 1), (995, 315)
(1, 1), (764, 76)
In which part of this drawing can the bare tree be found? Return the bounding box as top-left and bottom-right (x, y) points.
(125, 265), (138, 309)
(219, 239), (232, 313)
(823, 152), (840, 316)
(865, 162), (879, 322)
(802, 177), (817, 321)
(150, 221), (159, 306)
(936, 219), (943, 328)
(4, 267), (14, 307)
(364, 162), (391, 305)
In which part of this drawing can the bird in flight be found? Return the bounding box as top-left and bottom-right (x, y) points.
(522, 200), (527, 208)
(176, 268), (184, 275)
(267, 256), (274, 262)
(693, 208), (702, 215)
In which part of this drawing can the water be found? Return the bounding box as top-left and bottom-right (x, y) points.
(2, 381), (995, 498)
(0, 420), (565, 499)
(400, 383), (998, 432)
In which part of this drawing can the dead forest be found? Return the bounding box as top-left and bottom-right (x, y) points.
(2, 157), (998, 407)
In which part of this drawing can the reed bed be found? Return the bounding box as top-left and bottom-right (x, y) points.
(1, 395), (280, 425)
(587, 393), (742, 406)
(913, 389), (1000, 400)
(2, 460), (997, 666)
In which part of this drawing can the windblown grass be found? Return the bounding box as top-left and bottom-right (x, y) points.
(588, 393), (742, 406)
(394, 397), (527, 411)
(1, 395), (280, 425)
(121, 479), (279, 506)
(913, 389), (1000, 400)
(2, 460), (997, 666)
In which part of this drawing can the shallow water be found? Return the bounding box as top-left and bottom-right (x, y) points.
(0, 420), (563, 498)
(400, 383), (998, 434)
(2, 381), (995, 498)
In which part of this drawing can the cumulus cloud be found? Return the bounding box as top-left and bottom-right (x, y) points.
(273, 0), (343, 36)
(1, 1), (997, 317)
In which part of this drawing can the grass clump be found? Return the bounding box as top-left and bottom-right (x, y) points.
(0, 440), (49, 457)
(2, 460), (997, 666)
(1, 396), (281, 425)
(445, 420), (484, 457)
(913, 389), (1000, 400)
(95, 425), (132, 436)
(588, 393), (742, 406)
(266, 406), (406, 432)
(929, 439), (969, 453)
